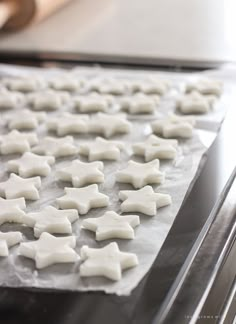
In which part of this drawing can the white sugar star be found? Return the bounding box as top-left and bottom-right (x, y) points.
(151, 113), (196, 139)
(0, 89), (24, 110)
(0, 173), (41, 200)
(6, 109), (46, 130)
(0, 197), (26, 225)
(3, 77), (42, 92)
(79, 137), (124, 161)
(186, 79), (222, 96)
(133, 134), (178, 161)
(23, 206), (79, 238)
(80, 242), (138, 281)
(82, 211), (140, 240)
(7, 152), (55, 177)
(89, 113), (132, 138)
(119, 186), (171, 216)
(129, 78), (169, 95)
(47, 112), (89, 136)
(32, 136), (78, 158)
(19, 232), (79, 269)
(56, 160), (104, 187)
(116, 159), (164, 189)
(74, 92), (114, 113)
(49, 76), (83, 92)
(90, 77), (127, 95)
(27, 90), (69, 111)
(177, 91), (215, 114)
(57, 184), (109, 215)
(121, 93), (159, 114)
(0, 231), (23, 256)
(0, 130), (38, 154)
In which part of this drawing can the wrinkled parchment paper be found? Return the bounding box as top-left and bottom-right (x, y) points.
(0, 64), (233, 295)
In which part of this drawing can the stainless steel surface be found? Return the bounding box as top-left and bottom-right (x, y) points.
(0, 0), (236, 65)
(158, 165), (236, 323)
(219, 282), (236, 324)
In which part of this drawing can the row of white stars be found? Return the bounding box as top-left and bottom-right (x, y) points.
(0, 181), (171, 280)
(0, 131), (180, 160)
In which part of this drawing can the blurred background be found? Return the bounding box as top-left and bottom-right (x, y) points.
(0, 0), (235, 67)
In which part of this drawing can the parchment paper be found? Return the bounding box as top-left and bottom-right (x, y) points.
(0, 64), (233, 295)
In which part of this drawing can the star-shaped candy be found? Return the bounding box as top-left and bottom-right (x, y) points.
(79, 137), (124, 161)
(132, 134), (178, 161)
(133, 134), (178, 149)
(3, 77), (42, 93)
(88, 113), (132, 138)
(120, 93), (159, 114)
(27, 90), (69, 111)
(7, 152), (55, 177)
(0, 231), (23, 256)
(32, 136), (78, 158)
(0, 173), (41, 200)
(56, 160), (104, 187)
(0, 89), (24, 110)
(116, 159), (164, 189)
(151, 114), (196, 139)
(80, 242), (138, 281)
(0, 130), (38, 154)
(47, 112), (89, 136)
(186, 79), (222, 96)
(19, 232), (79, 269)
(119, 186), (171, 216)
(130, 78), (170, 95)
(82, 211), (140, 240)
(177, 91), (215, 114)
(23, 206), (79, 238)
(74, 92), (114, 113)
(90, 77), (128, 95)
(49, 76), (83, 92)
(57, 184), (109, 215)
(0, 197), (26, 225)
(6, 109), (46, 130)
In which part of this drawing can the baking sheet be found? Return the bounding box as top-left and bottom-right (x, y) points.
(0, 64), (233, 295)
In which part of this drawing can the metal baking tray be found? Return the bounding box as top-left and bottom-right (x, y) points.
(0, 56), (235, 324)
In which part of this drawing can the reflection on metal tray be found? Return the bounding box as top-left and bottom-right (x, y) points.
(0, 58), (235, 324)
